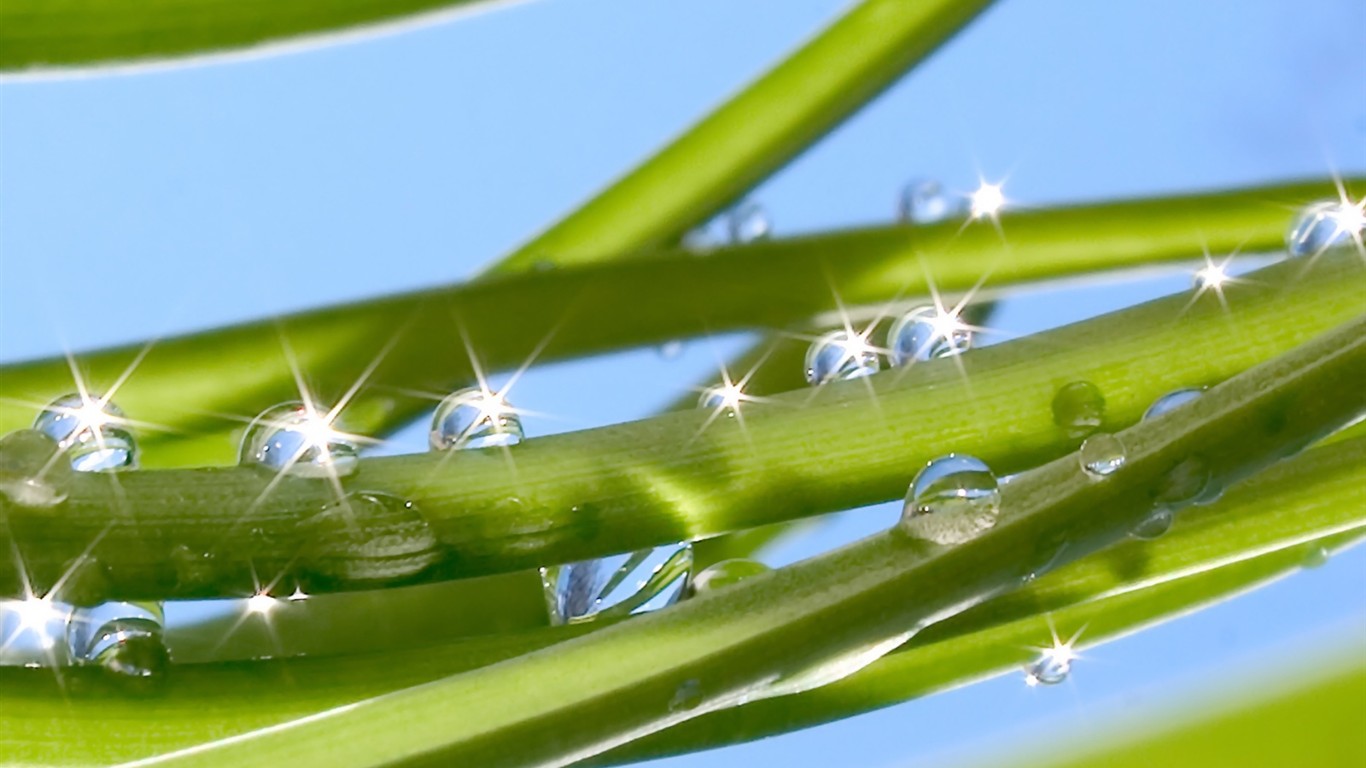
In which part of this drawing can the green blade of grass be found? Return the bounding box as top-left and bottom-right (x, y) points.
(0, 180), (1347, 470)
(2, 251), (1361, 601)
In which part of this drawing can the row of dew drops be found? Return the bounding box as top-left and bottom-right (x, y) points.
(2, 194), (1361, 690)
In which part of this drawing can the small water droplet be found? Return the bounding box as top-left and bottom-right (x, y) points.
(727, 202), (771, 243)
(540, 543), (694, 625)
(1143, 387), (1205, 420)
(669, 678), (704, 713)
(300, 492), (444, 586)
(1024, 649), (1071, 686)
(240, 402), (359, 478)
(887, 306), (972, 366)
(804, 330), (881, 385)
(0, 430), (73, 507)
(1286, 200), (1366, 258)
(33, 394), (137, 472)
(690, 558), (770, 595)
(1130, 507), (1174, 540)
(899, 454), (1001, 545)
(1302, 545), (1330, 569)
(67, 601), (168, 690)
(429, 388), (524, 451)
(897, 179), (963, 224)
(656, 340), (685, 360)
(1079, 433), (1126, 478)
(1155, 456), (1213, 510)
(1051, 381), (1106, 440)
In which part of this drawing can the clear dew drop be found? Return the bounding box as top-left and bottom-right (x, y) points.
(300, 491), (443, 586)
(33, 394), (137, 472)
(669, 678), (704, 713)
(1130, 507), (1174, 540)
(1079, 433), (1126, 478)
(1286, 200), (1366, 258)
(897, 179), (963, 224)
(1302, 545), (1330, 569)
(689, 558), (770, 595)
(429, 388), (524, 451)
(803, 330), (881, 385)
(1051, 381), (1106, 440)
(887, 306), (972, 366)
(0, 430), (73, 507)
(727, 201), (771, 244)
(1143, 387), (1205, 420)
(899, 454), (1001, 545)
(239, 402), (359, 478)
(1024, 650), (1071, 686)
(540, 543), (693, 626)
(66, 601), (169, 690)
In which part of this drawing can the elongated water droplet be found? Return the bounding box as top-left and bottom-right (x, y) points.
(1079, 433), (1126, 478)
(887, 306), (971, 366)
(1024, 648), (1072, 686)
(429, 388), (524, 450)
(1051, 381), (1106, 439)
(690, 558), (770, 595)
(1286, 200), (1366, 258)
(240, 402), (359, 478)
(897, 179), (963, 224)
(804, 330), (881, 385)
(727, 202), (771, 243)
(33, 394), (137, 472)
(1130, 507), (1174, 540)
(900, 454), (1001, 545)
(67, 601), (168, 690)
(1143, 387), (1205, 420)
(0, 430), (73, 507)
(540, 543), (693, 625)
(300, 492), (443, 587)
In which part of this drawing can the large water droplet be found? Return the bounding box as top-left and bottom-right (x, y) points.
(897, 179), (963, 224)
(887, 306), (971, 366)
(689, 558), (770, 595)
(1079, 433), (1126, 478)
(804, 330), (881, 385)
(1130, 507), (1174, 540)
(541, 543), (693, 625)
(66, 601), (168, 690)
(0, 430), (73, 507)
(300, 492), (443, 586)
(1051, 381), (1106, 440)
(240, 402), (359, 478)
(429, 388), (524, 451)
(900, 454), (1001, 545)
(1024, 648), (1072, 686)
(1286, 200), (1366, 258)
(1143, 387), (1205, 420)
(727, 202), (771, 243)
(33, 394), (137, 472)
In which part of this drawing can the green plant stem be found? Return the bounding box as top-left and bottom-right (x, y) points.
(4, 430), (1360, 766)
(106, 305), (1366, 767)
(0, 0), (518, 73)
(2, 253), (1362, 600)
(0, 180), (1346, 470)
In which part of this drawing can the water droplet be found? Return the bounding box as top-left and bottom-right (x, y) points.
(727, 202), (771, 243)
(1302, 545), (1330, 569)
(1079, 433), (1126, 478)
(669, 679), (704, 713)
(1051, 381), (1106, 439)
(1024, 649), (1072, 686)
(1286, 200), (1366, 258)
(240, 402), (359, 478)
(690, 559), (770, 595)
(540, 543), (693, 625)
(66, 601), (168, 690)
(300, 492), (444, 586)
(804, 330), (881, 385)
(429, 388), (524, 451)
(899, 454), (1001, 545)
(0, 430), (73, 507)
(698, 384), (745, 415)
(1143, 387), (1205, 420)
(33, 394), (137, 472)
(887, 306), (972, 366)
(1130, 507), (1174, 540)
(897, 179), (963, 224)
(656, 340), (685, 360)
(1155, 456), (1212, 510)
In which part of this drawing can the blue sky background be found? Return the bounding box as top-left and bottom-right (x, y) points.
(1, 0), (1363, 765)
